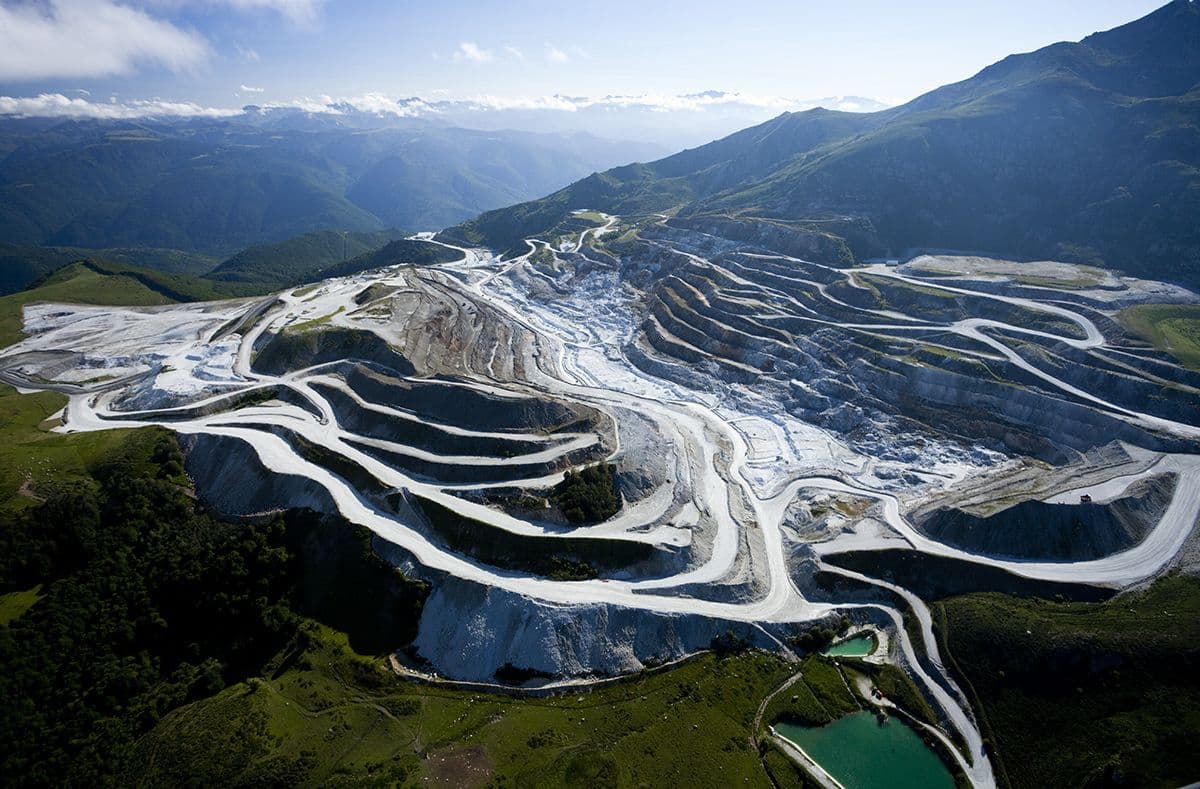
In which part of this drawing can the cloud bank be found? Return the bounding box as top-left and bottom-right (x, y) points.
(0, 90), (892, 122)
(0, 93), (240, 119)
(0, 0), (209, 81)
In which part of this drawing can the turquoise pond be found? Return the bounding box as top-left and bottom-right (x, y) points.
(823, 633), (876, 657)
(775, 711), (955, 789)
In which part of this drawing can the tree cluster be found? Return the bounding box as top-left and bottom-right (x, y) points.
(0, 433), (295, 786)
(552, 463), (619, 524)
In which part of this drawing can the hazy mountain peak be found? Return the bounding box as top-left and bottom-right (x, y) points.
(449, 2), (1200, 288)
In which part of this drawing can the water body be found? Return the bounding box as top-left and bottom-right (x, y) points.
(775, 711), (955, 789)
(824, 633), (876, 657)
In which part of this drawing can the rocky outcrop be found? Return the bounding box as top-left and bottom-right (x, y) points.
(406, 572), (777, 682)
(253, 326), (415, 377)
(180, 432), (337, 516)
(851, 356), (1187, 457)
(916, 473), (1177, 561)
(341, 363), (596, 434)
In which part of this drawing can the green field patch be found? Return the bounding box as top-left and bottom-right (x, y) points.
(551, 462), (620, 523)
(0, 384), (156, 514)
(289, 305), (346, 332)
(1118, 303), (1200, 370)
(0, 584), (42, 625)
(763, 655), (859, 727)
(134, 632), (798, 787)
(0, 259), (240, 349)
(0, 266), (168, 348)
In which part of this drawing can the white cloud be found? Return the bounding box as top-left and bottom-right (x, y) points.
(316, 92), (434, 117)
(545, 45), (569, 64)
(504, 45), (524, 61)
(150, 0), (323, 25)
(234, 42), (261, 62)
(455, 94), (579, 112)
(239, 84), (265, 93)
(287, 98), (335, 113)
(454, 91), (794, 113)
(0, 0), (210, 81)
(0, 93), (240, 119)
(217, 0), (322, 24)
(273, 95), (342, 114)
(453, 42), (493, 63)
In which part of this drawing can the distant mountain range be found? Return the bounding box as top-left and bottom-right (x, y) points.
(258, 91), (893, 149)
(447, 0), (1200, 287)
(0, 117), (665, 262)
(1, 91), (892, 151)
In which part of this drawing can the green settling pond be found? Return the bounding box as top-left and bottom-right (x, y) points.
(775, 711), (955, 789)
(824, 633), (877, 657)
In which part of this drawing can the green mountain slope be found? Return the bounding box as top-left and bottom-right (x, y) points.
(0, 242), (216, 296)
(0, 224), (446, 297)
(49, 169), (387, 254)
(0, 385), (428, 785)
(0, 120), (662, 261)
(321, 238), (465, 278)
(446, 0), (1200, 285)
(0, 380), (840, 789)
(205, 229), (404, 287)
(443, 109), (876, 254)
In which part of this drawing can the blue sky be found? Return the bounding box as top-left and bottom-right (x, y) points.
(0, 0), (1170, 114)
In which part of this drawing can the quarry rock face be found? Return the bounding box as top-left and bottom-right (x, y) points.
(410, 574), (775, 682)
(181, 433), (338, 517)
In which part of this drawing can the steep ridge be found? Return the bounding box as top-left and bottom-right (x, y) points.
(442, 109), (877, 255)
(445, 1), (1200, 286)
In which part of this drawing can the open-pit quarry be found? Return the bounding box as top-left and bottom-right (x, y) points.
(3, 213), (1200, 787)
